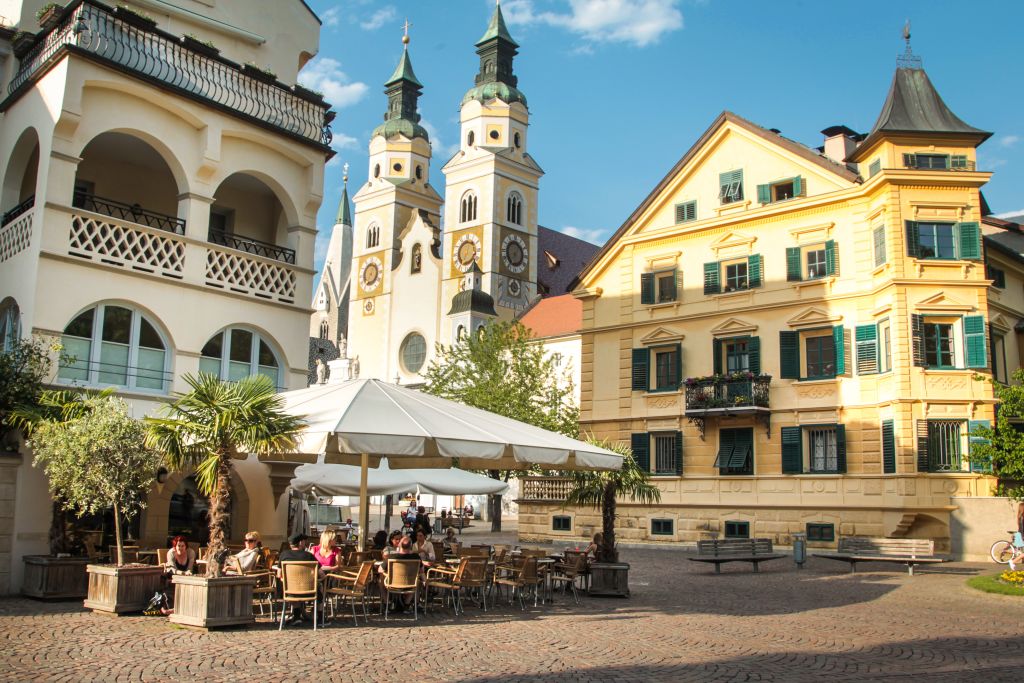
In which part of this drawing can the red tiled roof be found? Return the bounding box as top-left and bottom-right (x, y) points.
(518, 294), (581, 339)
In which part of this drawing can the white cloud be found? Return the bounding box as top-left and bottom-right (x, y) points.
(559, 225), (607, 244)
(998, 134), (1020, 148)
(501, 0), (683, 48)
(360, 6), (397, 31)
(298, 57), (369, 110)
(321, 6), (342, 28)
(330, 131), (359, 152)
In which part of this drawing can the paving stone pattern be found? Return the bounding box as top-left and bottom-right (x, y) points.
(1, 542), (1022, 682)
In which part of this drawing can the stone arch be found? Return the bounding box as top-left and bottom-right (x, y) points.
(140, 467), (251, 547)
(1, 126), (40, 216)
(210, 171), (297, 249)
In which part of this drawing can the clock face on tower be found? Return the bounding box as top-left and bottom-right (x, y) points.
(501, 233), (528, 274)
(453, 233), (481, 273)
(498, 276), (528, 310)
(359, 256), (383, 292)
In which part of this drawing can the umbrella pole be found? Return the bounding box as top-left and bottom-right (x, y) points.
(359, 453), (369, 550)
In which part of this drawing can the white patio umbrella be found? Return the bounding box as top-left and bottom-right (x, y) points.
(289, 459), (510, 497)
(269, 378), (622, 546)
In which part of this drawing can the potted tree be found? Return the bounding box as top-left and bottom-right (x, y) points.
(26, 394), (163, 611)
(145, 373), (303, 629)
(565, 439), (661, 597)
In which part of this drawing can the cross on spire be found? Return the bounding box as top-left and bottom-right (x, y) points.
(402, 19), (411, 46)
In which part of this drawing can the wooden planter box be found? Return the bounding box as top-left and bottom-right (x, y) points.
(84, 564), (164, 614)
(169, 575), (255, 630)
(588, 562), (630, 598)
(22, 556), (90, 599)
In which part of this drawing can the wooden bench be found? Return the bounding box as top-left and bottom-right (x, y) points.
(688, 538), (786, 573)
(813, 537), (948, 576)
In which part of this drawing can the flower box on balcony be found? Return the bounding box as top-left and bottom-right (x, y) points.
(113, 5), (157, 30)
(243, 63), (278, 84)
(181, 35), (219, 57)
(293, 83), (325, 103)
(36, 4), (62, 30)
(12, 31), (37, 59)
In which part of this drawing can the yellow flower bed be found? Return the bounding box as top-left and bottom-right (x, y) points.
(999, 569), (1024, 585)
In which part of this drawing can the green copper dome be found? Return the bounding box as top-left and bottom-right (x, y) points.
(372, 118), (430, 141)
(462, 81), (527, 107)
(374, 45), (429, 142)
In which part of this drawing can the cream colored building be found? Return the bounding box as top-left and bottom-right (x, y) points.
(519, 52), (1016, 554)
(0, 0), (330, 592)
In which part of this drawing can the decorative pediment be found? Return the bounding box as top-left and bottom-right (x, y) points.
(640, 326), (686, 346)
(786, 307), (842, 329)
(916, 292), (974, 313)
(710, 231), (757, 257)
(991, 314), (1012, 333)
(710, 317), (758, 337)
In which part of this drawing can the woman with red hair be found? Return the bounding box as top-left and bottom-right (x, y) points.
(165, 536), (196, 576)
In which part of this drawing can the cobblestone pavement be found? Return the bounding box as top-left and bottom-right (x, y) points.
(1, 542), (1022, 682)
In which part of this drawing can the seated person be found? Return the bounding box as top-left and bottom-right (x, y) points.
(414, 529), (435, 563)
(584, 532), (603, 559)
(276, 533), (320, 623)
(165, 536), (196, 575)
(310, 529), (343, 572)
(381, 530), (403, 559)
(372, 530), (388, 551)
(443, 526), (459, 550)
(385, 536), (421, 612)
(225, 531), (262, 574)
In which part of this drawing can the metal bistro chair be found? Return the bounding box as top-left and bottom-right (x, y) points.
(550, 553), (587, 605)
(383, 559), (421, 621)
(324, 560), (375, 626)
(494, 556), (540, 610)
(232, 556), (278, 621)
(278, 561), (321, 631)
(424, 557), (470, 616)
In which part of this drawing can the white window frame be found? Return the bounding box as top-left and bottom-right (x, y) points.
(199, 327), (283, 389)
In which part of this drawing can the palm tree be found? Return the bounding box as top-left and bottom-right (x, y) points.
(144, 373), (304, 577)
(565, 439), (661, 563)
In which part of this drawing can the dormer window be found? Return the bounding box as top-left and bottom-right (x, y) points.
(757, 177), (804, 204)
(719, 170), (744, 205)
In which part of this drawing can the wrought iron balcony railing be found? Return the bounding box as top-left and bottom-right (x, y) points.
(5, 0), (333, 150)
(684, 374), (771, 412)
(902, 155), (976, 172)
(73, 191), (185, 235)
(208, 227), (295, 265)
(519, 477), (574, 502)
(2, 195), (35, 226)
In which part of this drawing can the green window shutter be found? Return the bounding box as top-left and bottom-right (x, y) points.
(748, 336), (761, 375)
(855, 324), (878, 375)
(911, 314), (927, 367)
(780, 331), (800, 379)
(951, 155), (968, 169)
(873, 226), (886, 267)
(716, 429), (735, 472)
(903, 153), (917, 168)
(786, 247), (802, 282)
(905, 221), (920, 257)
(673, 343), (683, 388)
(916, 420), (930, 472)
(832, 325), (845, 376)
(881, 419), (896, 474)
(730, 428), (753, 469)
(781, 426), (803, 474)
(835, 424), (847, 473)
(631, 348), (649, 391)
(703, 262), (720, 295)
(670, 269), (679, 301)
(968, 419), (991, 472)
(712, 337), (723, 375)
(631, 432), (650, 472)
(747, 254), (763, 288)
(963, 315), (988, 368)
(957, 221), (980, 260)
(757, 184), (771, 204)
(793, 176), (803, 196)
(640, 273), (654, 305)
(824, 240), (837, 276)
(674, 430), (684, 476)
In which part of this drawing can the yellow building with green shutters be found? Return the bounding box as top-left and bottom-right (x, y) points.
(517, 52), (1023, 554)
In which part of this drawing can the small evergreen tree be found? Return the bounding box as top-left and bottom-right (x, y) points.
(969, 369), (1024, 499)
(422, 320), (579, 531)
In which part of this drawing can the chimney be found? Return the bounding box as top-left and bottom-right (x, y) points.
(820, 125), (858, 164)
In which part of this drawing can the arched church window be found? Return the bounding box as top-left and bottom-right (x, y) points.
(514, 132), (521, 149)
(319, 320), (329, 340)
(367, 224), (380, 249)
(411, 243), (422, 274)
(58, 304), (169, 392)
(507, 191), (523, 226)
(199, 327), (282, 388)
(460, 192), (477, 223)
(456, 325), (466, 341)
(0, 301), (20, 353)
(467, 130), (475, 147)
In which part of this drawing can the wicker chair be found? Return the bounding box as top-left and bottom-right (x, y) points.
(550, 553), (586, 604)
(424, 557), (470, 616)
(383, 559), (421, 621)
(494, 557), (540, 610)
(278, 561), (321, 630)
(324, 560), (375, 625)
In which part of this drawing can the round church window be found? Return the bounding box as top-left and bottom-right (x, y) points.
(400, 333), (427, 374)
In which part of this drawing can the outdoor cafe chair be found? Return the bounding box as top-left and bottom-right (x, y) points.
(325, 560), (375, 626)
(425, 557), (470, 616)
(383, 559), (421, 621)
(550, 553), (586, 605)
(231, 556), (278, 620)
(278, 561), (321, 631)
(458, 557), (490, 612)
(494, 557), (540, 610)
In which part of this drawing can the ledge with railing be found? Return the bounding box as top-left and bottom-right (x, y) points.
(2, 195), (35, 226)
(519, 477), (574, 503)
(684, 373), (772, 439)
(73, 192), (185, 235)
(902, 155), (976, 172)
(208, 227), (295, 265)
(4, 0), (334, 151)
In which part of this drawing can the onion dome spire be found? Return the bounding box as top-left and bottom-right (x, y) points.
(373, 22), (429, 141)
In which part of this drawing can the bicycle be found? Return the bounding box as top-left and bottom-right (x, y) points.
(990, 530), (1024, 564)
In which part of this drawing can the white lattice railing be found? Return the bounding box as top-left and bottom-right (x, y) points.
(69, 213), (185, 278)
(0, 212), (32, 263)
(205, 246), (297, 303)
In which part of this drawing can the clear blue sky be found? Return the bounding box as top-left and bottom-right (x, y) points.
(300, 0), (1024, 273)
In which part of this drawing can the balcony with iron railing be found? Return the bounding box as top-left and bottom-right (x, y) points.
(684, 373), (772, 439)
(902, 154), (976, 172)
(519, 477), (574, 503)
(3, 0), (334, 151)
(208, 227), (295, 265)
(72, 192), (185, 235)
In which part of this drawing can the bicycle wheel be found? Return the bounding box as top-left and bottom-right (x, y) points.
(990, 540), (1015, 564)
